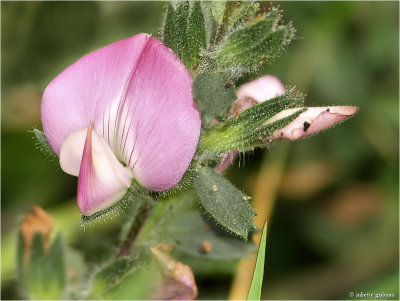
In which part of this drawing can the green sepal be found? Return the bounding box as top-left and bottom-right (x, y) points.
(215, 7), (295, 78)
(163, 3), (177, 52)
(198, 88), (305, 155)
(201, 2), (217, 46)
(32, 128), (57, 161)
(211, 1), (226, 23)
(193, 71), (236, 126)
(175, 1), (190, 61)
(194, 167), (256, 240)
(215, 1), (260, 44)
(162, 2), (189, 63)
(80, 185), (154, 228)
(224, 1), (260, 28)
(187, 1), (207, 70)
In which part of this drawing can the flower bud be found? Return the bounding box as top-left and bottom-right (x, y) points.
(151, 244), (198, 300)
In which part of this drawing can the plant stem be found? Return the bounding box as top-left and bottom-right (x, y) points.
(117, 198), (153, 258)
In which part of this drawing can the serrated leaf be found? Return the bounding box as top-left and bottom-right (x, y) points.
(198, 88), (305, 154)
(169, 210), (256, 258)
(211, 1), (226, 23)
(187, 1), (207, 70)
(162, 2), (190, 67)
(32, 129), (57, 160)
(216, 8), (295, 78)
(247, 222), (268, 301)
(88, 256), (142, 299)
(94, 257), (138, 288)
(136, 190), (255, 259)
(163, 3), (177, 52)
(175, 1), (190, 61)
(99, 258), (160, 300)
(194, 167), (256, 239)
(193, 72), (236, 125)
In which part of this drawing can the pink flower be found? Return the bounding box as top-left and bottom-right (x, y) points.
(41, 34), (201, 216)
(215, 75), (358, 172)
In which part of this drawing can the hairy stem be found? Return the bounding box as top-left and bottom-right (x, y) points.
(117, 197), (154, 258)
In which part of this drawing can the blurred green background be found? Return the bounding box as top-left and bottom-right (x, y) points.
(2, 1), (398, 299)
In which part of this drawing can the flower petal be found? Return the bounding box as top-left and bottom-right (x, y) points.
(76, 123), (132, 216)
(214, 151), (238, 174)
(59, 128), (87, 176)
(236, 75), (286, 103)
(271, 106), (359, 141)
(42, 34), (151, 155)
(112, 37), (200, 191)
(42, 34), (201, 192)
(217, 75), (285, 173)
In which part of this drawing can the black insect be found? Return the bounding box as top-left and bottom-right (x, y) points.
(303, 121), (311, 131)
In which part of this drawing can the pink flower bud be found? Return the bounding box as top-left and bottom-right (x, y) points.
(215, 75), (285, 173)
(269, 106), (359, 141)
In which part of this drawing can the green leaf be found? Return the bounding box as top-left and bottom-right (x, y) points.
(137, 190), (255, 259)
(99, 258), (160, 300)
(187, 1), (207, 70)
(163, 3), (177, 52)
(163, 1), (207, 72)
(44, 234), (66, 299)
(17, 231), (25, 283)
(162, 2), (190, 66)
(214, 1), (260, 44)
(198, 88), (305, 154)
(247, 222), (268, 301)
(193, 71), (236, 125)
(175, 1), (190, 61)
(169, 210), (256, 258)
(32, 129), (57, 160)
(211, 1), (226, 23)
(228, 1), (259, 26)
(88, 256), (142, 299)
(27, 233), (46, 299)
(216, 7), (295, 78)
(201, 2), (217, 46)
(194, 167), (256, 239)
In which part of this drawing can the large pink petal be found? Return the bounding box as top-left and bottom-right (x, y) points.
(42, 34), (201, 191)
(42, 34), (150, 155)
(77, 124), (132, 216)
(271, 106), (359, 141)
